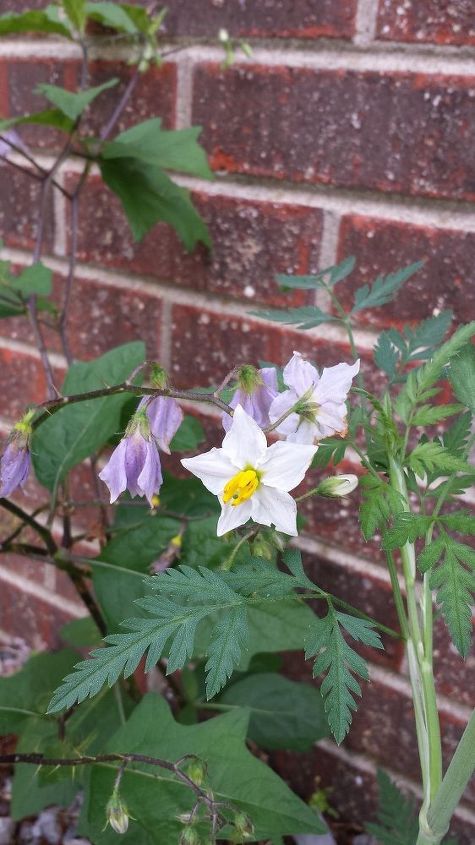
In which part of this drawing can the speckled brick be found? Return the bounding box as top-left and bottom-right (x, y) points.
(337, 216), (475, 328)
(192, 65), (475, 201)
(377, 0), (475, 47)
(69, 175), (323, 307)
(160, 0), (357, 39)
(83, 60), (176, 135)
(5, 58), (77, 148)
(0, 167), (54, 252)
(0, 348), (51, 422)
(434, 618), (475, 707)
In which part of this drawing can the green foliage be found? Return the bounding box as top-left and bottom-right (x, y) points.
(219, 672), (329, 751)
(405, 441), (470, 479)
(305, 606), (383, 744)
(0, 650), (77, 735)
(100, 157), (210, 248)
(62, 0), (87, 32)
(366, 769), (419, 845)
(170, 414), (205, 452)
(382, 512), (433, 550)
(251, 304), (339, 330)
(352, 262), (424, 313)
(81, 695), (325, 842)
(0, 6), (72, 38)
(276, 256), (356, 290)
(0, 108), (74, 135)
(85, 1), (147, 35)
(374, 311), (453, 383)
(37, 79), (118, 122)
(449, 343), (475, 412)
(421, 534), (475, 658)
(0, 261), (53, 317)
(359, 475), (403, 540)
(311, 436), (347, 469)
(32, 341), (145, 492)
(102, 118), (213, 179)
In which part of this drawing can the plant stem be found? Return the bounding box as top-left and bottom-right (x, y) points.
(384, 549), (410, 640)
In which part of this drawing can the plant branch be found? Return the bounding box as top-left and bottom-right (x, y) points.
(0, 498), (57, 556)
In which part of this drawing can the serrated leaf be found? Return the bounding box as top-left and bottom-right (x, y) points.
(305, 607), (382, 743)
(382, 513), (434, 550)
(374, 331), (400, 381)
(102, 118), (213, 179)
(417, 536), (445, 574)
(100, 156), (210, 248)
(352, 262), (424, 313)
(406, 441), (471, 479)
(411, 404), (463, 427)
(311, 436), (347, 469)
(443, 411), (472, 457)
(428, 536), (474, 657)
(449, 343), (475, 412)
(366, 769), (419, 845)
(359, 475), (404, 540)
(37, 79), (118, 122)
(441, 511), (475, 534)
(205, 606), (248, 698)
(32, 341), (145, 492)
(275, 256), (355, 291)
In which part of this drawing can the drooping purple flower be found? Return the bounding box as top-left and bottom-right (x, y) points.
(268, 351), (360, 444)
(222, 366), (278, 432)
(0, 440), (31, 497)
(99, 413), (163, 505)
(0, 129), (28, 164)
(0, 411), (34, 497)
(138, 396), (183, 454)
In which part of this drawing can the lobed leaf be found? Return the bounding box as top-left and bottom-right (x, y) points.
(352, 261), (424, 313)
(36, 79), (118, 122)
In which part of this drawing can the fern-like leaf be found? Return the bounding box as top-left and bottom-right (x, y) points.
(428, 536), (475, 658)
(366, 769), (419, 845)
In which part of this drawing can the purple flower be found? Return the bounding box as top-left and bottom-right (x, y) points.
(0, 129), (28, 164)
(0, 440), (31, 497)
(138, 396), (183, 454)
(99, 415), (163, 505)
(222, 366), (278, 432)
(269, 351), (360, 444)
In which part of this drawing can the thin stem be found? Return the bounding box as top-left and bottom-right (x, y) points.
(384, 549), (410, 640)
(220, 528), (258, 571)
(0, 498), (57, 556)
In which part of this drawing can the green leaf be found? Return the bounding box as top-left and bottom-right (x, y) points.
(10, 262), (52, 297)
(170, 414), (205, 452)
(63, 0), (86, 31)
(411, 403), (463, 427)
(449, 343), (475, 412)
(219, 672), (329, 750)
(0, 7), (72, 37)
(103, 118), (213, 179)
(205, 607), (248, 698)
(382, 513), (434, 550)
(32, 341), (145, 492)
(60, 616), (101, 649)
(100, 156), (210, 248)
(85, 1), (141, 34)
(82, 695), (325, 842)
(275, 256), (356, 291)
(252, 305), (339, 330)
(441, 511), (475, 534)
(405, 441), (471, 479)
(428, 536), (474, 657)
(37, 78), (118, 122)
(359, 475), (404, 540)
(0, 108), (74, 134)
(443, 411), (472, 457)
(352, 262), (424, 313)
(305, 607), (382, 743)
(0, 650), (77, 735)
(311, 436), (347, 469)
(374, 331), (400, 381)
(366, 769), (418, 845)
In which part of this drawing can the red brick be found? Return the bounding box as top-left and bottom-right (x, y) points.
(5, 58), (77, 148)
(0, 348), (51, 422)
(70, 175), (323, 307)
(0, 272), (162, 360)
(377, 0), (475, 47)
(337, 216), (475, 328)
(160, 0), (357, 40)
(272, 744), (475, 844)
(434, 618), (475, 707)
(0, 167), (54, 252)
(192, 65), (475, 201)
(0, 567), (78, 650)
(83, 61), (176, 135)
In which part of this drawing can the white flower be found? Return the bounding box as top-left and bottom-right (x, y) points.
(269, 351), (360, 444)
(181, 405), (317, 537)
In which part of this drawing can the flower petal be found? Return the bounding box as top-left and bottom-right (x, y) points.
(268, 390), (300, 435)
(261, 367), (278, 393)
(124, 433), (148, 497)
(145, 396), (184, 454)
(137, 440), (163, 504)
(222, 404), (267, 469)
(217, 499), (252, 536)
(251, 486), (298, 536)
(259, 440), (317, 491)
(283, 351), (319, 396)
(99, 439), (128, 503)
(181, 448), (235, 494)
(313, 360), (360, 404)
(286, 420), (319, 444)
(0, 444), (30, 497)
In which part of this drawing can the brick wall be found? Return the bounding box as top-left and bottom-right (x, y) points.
(0, 1), (474, 840)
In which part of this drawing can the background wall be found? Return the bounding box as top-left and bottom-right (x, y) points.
(0, 0), (474, 840)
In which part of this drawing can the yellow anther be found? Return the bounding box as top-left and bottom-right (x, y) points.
(223, 469), (259, 506)
(150, 495), (161, 509)
(171, 534), (182, 548)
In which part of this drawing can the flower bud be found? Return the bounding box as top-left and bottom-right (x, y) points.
(106, 791), (129, 834)
(179, 826), (201, 845)
(317, 474), (358, 498)
(231, 811), (254, 841)
(0, 410), (34, 497)
(236, 364), (262, 394)
(150, 363), (168, 389)
(218, 28), (229, 43)
(251, 535), (275, 561)
(184, 757), (206, 787)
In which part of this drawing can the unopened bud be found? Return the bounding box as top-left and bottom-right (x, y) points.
(317, 474), (358, 498)
(184, 757), (206, 787)
(218, 28), (229, 43)
(150, 363), (168, 389)
(106, 791), (129, 834)
(179, 827), (200, 845)
(236, 364), (262, 394)
(252, 535), (274, 561)
(233, 811), (254, 839)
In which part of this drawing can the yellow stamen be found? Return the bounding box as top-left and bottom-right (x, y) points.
(223, 469), (259, 507)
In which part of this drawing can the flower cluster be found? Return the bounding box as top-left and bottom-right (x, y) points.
(1, 352), (359, 539)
